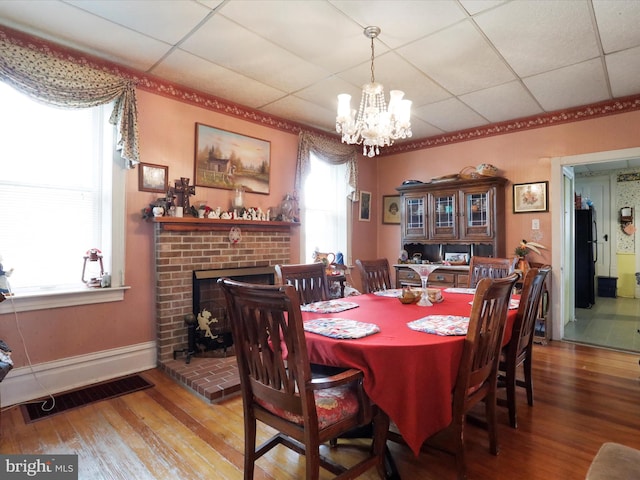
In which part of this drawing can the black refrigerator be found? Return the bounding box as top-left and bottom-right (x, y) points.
(575, 208), (597, 308)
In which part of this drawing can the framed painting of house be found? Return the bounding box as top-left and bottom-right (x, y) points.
(194, 123), (271, 194)
(138, 162), (168, 193)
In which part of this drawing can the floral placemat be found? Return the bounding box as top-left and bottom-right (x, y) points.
(373, 288), (403, 298)
(300, 299), (360, 313)
(303, 318), (380, 339)
(407, 315), (470, 336)
(443, 287), (476, 294)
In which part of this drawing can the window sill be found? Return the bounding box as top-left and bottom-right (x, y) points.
(0, 286), (130, 314)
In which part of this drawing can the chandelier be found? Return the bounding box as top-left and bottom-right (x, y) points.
(336, 26), (412, 158)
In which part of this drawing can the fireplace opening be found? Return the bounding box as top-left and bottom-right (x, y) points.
(177, 266), (275, 362)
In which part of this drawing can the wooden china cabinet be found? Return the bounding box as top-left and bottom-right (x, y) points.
(395, 176), (508, 289)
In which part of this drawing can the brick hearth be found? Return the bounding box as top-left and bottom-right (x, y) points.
(159, 355), (240, 403)
(153, 218), (295, 402)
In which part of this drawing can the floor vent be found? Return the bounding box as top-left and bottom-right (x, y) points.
(21, 374), (153, 423)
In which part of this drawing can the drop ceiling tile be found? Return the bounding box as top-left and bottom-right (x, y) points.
(398, 20), (515, 96)
(405, 116), (445, 140)
(337, 52), (452, 108)
(65, 0), (213, 45)
(606, 45), (640, 98)
(329, 0), (466, 49)
(474, 0), (600, 77)
(261, 95), (337, 133)
(593, 0), (640, 53)
(0, 1), (172, 71)
(218, 0), (370, 74)
(414, 98), (489, 132)
(459, 0), (507, 16)
(151, 49), (285, 109)
(459, 81), (542, 123)
(523, 58), (609, 112)
(294, 75), (361, 117)
(179, 14), (329, 93)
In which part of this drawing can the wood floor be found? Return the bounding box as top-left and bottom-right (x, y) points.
(1, 341), (639, 479)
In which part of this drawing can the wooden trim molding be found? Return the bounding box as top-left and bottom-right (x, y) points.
(153, 217), (299, 233)
(3, 25), (640, 155)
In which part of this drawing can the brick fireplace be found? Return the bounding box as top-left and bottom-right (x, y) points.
(153, 217), (294, 402)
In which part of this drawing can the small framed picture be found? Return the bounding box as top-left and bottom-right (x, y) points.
(444, 252), (469, 265)
(513, 181), (548, 213)
(359, 191), (371, 222)
(382, 195), (401, 224)
(139, 163), (168, 193)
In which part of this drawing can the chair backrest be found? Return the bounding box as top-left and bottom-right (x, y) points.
(509, 265), (551, 358)
(274, 262), (330, 304)
(453, 272), (519, 412)
(218, 278), (317, 424)
(468, 256), (518, 288)
(355, 258), (392, 294)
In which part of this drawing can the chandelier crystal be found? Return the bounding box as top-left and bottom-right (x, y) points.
(336, 26), (412, 158)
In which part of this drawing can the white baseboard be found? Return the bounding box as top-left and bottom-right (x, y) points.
(0, 341), (157, 407)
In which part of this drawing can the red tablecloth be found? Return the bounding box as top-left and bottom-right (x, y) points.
(302, 290), (516, 456)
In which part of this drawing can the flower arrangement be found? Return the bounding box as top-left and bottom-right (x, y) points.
(515, 239), (546, 257)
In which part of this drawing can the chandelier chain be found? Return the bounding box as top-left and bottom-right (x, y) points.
(370, 35), (375, 84)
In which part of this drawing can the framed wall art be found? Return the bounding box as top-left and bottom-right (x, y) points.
(138, 162), (168, 193)
(359, 191), (371, 221)
(194, 123), (271, 194)
(513, 181), (548, 213)
(382, 195), (401, 224)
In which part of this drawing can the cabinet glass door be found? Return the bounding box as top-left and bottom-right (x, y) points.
(431, 192), (457, 239)
(462, 189), (492, 238)
(404, 196), (427, 239)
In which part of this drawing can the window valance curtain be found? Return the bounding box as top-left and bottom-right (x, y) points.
(0, 34), (140, 167)
(295, 132), (358, 200)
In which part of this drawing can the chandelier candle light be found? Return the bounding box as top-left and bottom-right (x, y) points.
(336, 26), (412, 158)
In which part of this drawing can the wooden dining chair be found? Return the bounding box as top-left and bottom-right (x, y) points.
(388, 272), (519, 480)
(218, 278), (389, 480)
(275, 262), (330, 304)
(497, 265), (551, 428)
(468, 255), (518, 288)
(355, 258), (393, 293)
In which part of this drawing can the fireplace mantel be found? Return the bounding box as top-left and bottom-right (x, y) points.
(153, 217), (300, 232)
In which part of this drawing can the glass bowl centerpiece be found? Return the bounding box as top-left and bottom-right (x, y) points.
(407, 263), (440, 306)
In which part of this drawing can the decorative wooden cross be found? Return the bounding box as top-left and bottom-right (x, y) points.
(173, 177), (196, 211)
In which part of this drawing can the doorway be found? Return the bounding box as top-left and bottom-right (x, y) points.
(551, 147), (640, 353)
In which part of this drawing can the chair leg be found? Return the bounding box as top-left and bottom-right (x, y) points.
(244, 416), (257, 480)
(454, 431), (467, 480)
(523, 356), (534, 406)
(505, 363), (518, 429)
(486, 391), (499, 455)
(305, 437), (321, 480)
(371, 409), (390, 479)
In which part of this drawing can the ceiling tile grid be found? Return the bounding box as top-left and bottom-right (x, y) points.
(1, 0), (640, 142)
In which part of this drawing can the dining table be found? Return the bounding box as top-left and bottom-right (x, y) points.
(301, 287), (517, 457)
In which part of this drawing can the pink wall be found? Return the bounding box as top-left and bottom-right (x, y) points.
(374, 110), (640, 279)
(3, 83), (639, 370)
(0, 89), (304, 368)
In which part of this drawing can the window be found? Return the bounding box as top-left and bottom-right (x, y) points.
(302, 153), (350, 263)
(0, 81), (125, 310)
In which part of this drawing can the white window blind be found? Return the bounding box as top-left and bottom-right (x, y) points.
(303, 153), (349, 263)
(0, 81), (115, 292)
